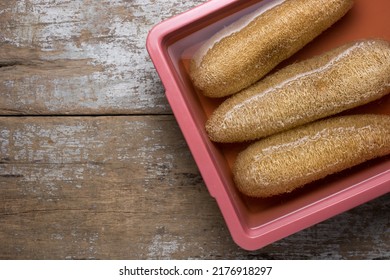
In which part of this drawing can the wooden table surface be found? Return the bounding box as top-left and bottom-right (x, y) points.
(0, 0), (389, 260)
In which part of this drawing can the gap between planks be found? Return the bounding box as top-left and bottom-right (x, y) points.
(0, 113), (174, 118)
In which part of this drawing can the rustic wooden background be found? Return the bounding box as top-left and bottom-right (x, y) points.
(0, 0), (389, 259)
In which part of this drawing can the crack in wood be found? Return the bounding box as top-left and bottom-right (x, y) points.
(0, 59), (100, 75)
(0, 61), (21, 68)
(0, 45), (101, 76)
(0, 174), (24, 178)
(0, 208), (143, 217)
(0, 60), (38, 70)
(0, 208), (87, 217)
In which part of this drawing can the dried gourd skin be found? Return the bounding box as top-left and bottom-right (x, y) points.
(190, 0), (354, 98)
(233, 114), (390, 197)
(206, 39), (390, 143)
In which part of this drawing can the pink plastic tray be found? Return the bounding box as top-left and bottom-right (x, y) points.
(146, 0), (390, 250)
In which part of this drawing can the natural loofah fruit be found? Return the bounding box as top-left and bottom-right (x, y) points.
(206, 39), (390, 143)
(233, 114), (390, 198)
(190, 0), (354, 98)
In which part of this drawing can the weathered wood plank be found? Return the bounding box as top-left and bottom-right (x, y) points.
(0, 116), (388, 259)
(0, 116), (224, 259)
(0, 0), (204, 115)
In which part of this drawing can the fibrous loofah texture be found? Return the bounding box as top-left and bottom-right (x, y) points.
(233, 114), (390, 198)
(189, 0), (353, 98)
(206, 39), (390, 143)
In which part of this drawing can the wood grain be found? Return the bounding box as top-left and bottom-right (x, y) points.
(0, 0), (203, 115)
(0, 0), (389, 260)
(1, 117), (389, 259)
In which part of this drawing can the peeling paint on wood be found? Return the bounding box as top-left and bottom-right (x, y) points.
(0, 116), (217, 259)
(0, 117), (389, 259)
(0, 0), (204, 115)
(0, 0), (389, 260)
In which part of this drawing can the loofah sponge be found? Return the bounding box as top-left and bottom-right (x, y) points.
(190, 0), (354, 98)
(206, 39), (390, 143)
(233, 114), (390, 197)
